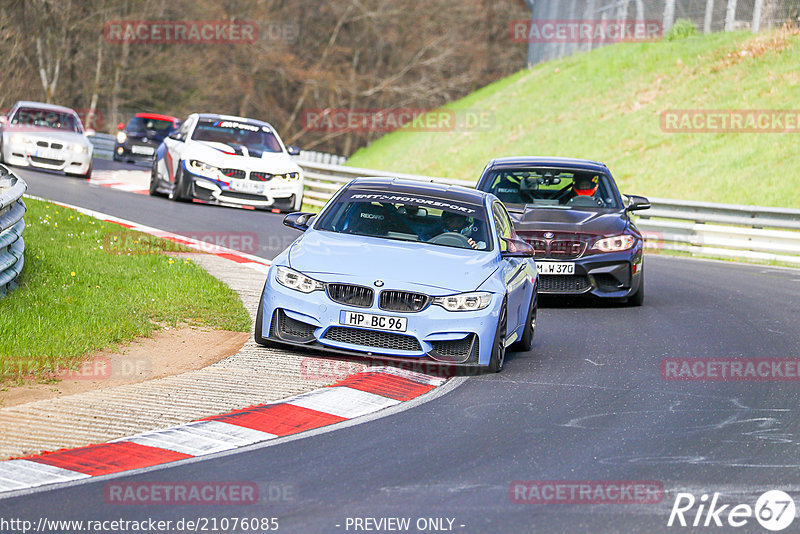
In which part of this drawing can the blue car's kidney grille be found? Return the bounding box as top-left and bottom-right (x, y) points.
(379, 290), (430, 312)
(323, 327), (421, 352)
(326, 284), (374, 308)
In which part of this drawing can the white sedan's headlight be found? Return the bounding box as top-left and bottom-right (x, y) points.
(275, 266), (324, 293)
(70, 144), (89, 154)
(10, 134), (34, 145)
(591, 235), (635, 252)
(188, 159), (224, 181)
(433, 291), (492, 312)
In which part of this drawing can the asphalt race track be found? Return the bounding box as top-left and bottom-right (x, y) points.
(4, 159), (800, 533)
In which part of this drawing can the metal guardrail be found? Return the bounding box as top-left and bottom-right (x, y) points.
(297, 161), (800, 265)
(0, 165), (27, 297)
(88, 133), (115, 160)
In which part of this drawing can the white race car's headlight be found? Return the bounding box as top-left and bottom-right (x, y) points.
(591, 234), (635, 253)
(116, 131), (127, 143)
(10, 134), (34, 145)
(275, 266), (324, 293)
(188, 160), (224, 181)
(433, 291), (492, 312)
(70, 144), (89, 154)
(283, 172), (300, 180)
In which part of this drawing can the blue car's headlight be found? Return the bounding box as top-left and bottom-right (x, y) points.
(433, 291), (492, 312)
(275, 266), (324, 293)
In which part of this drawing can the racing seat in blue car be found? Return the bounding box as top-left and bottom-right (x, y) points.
(344, 203), (390, 237)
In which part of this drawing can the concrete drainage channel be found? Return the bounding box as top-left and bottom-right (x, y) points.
(0, 202), (461, 496)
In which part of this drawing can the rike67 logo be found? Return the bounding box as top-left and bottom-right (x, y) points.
(668, 490), (796, 531)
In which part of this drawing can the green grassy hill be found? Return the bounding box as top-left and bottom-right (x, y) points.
(347, 28), (800, 208)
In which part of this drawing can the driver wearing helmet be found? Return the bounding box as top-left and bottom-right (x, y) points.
(572, 175), (599, 197)
(441, 211), (485, 250)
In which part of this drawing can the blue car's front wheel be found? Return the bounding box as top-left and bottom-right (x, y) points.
(487, 299), (507, 373)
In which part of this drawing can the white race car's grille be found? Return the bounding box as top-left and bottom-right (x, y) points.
(250, 171), (273, 182)
(221, 168), (245, 180)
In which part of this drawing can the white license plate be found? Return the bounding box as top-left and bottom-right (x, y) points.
(536, 262), (575, 275)
(340, 311), (407, 332)
(229, 180), (264, 194)
(131, 145), (155, 155)
(33, 148), (60, 159)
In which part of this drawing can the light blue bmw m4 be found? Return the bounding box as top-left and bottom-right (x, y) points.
(255, 177), (538, 372)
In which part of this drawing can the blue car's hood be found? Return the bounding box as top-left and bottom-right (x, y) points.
(288, 230), (498, 293)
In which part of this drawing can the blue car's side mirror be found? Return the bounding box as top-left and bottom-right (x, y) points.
(284, 212), (315, 231)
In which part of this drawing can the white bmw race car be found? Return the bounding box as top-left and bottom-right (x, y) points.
(151, 113), (304, 211)
(0, 101), (94, 178)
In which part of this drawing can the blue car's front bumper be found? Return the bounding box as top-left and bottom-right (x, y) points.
(259, 268), (502, 367)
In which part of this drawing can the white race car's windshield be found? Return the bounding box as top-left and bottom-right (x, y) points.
(191, 119), (282, 156)
(485, 168), (621, 209)
(12, 108), (81, 133)
(316, 191), (492, 251)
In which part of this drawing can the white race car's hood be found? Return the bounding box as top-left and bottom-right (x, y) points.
(184, 140), (301, 173)
(3, 125), (90, 146)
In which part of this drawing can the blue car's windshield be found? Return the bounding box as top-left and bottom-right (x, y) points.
(316, 190), (492, 251)
(483, 168), (620, 209)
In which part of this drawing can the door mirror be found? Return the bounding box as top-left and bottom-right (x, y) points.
(283, 212), (315, 231)
(625, 195), (651, 212)
(168, 132), (183, 141)
(286, 145), (301, 156)
(500, 237), (535, 258)
(0, 116), (8, 127)
(85, 128), (96, 137)
(117, 122), (125, 131)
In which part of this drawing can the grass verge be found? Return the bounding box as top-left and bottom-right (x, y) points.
(0, 197), (251, 383)
(346, 27), (800, 208)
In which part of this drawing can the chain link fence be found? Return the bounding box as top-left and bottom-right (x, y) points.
(523, 0), (800, 66)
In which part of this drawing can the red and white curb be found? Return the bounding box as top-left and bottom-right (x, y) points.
(24, 194), (270, 274)
(90, 169), (151, 196)
(0, 367), (446, 494)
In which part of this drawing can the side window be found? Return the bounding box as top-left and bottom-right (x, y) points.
(492, 202), (510, 251)
(176, 118), (192, 141)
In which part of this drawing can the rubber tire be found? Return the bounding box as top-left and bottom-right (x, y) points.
(254, 283), (279, 348)
(628, 268), (644, 307)
(487, 300), (508, 373)
(149, 161), (163, 196)
(511, 289), (537, 352)
(169, 165), (189, 202)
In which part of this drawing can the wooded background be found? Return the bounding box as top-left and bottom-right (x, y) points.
(0, 0), (528, 155)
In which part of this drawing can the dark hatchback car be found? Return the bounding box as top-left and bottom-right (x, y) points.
(114, 112), (179, 163)
(477, 157), (650, 305)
